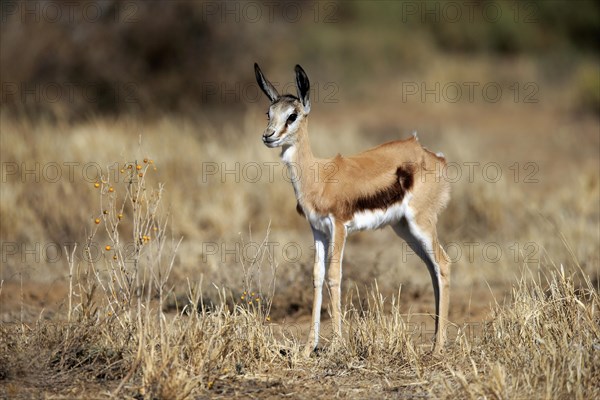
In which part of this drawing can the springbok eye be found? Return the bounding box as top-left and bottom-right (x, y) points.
(287, 113), (297, 124)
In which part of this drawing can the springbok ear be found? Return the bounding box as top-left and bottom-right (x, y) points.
(254, 63), (279, 102)
(294, 64), (311, 113)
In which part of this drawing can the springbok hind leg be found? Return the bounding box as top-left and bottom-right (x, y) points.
(393, 218), (451, 355)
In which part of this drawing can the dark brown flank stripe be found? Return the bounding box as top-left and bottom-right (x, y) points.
(350, 165), (414, 215)
(295, 165), (415, 219)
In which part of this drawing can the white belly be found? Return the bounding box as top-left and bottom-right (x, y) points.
(303, 194), (412, 236)
(344, 194), (412, 234)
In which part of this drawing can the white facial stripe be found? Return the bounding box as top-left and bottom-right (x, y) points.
(263, 98), (306, 148)
(266, 104), (301, 140)
(284, 105), (295, 116)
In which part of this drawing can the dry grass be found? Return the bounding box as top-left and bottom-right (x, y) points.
(1, 228), (598, 399)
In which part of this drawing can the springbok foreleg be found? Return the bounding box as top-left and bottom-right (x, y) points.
(327, 222), (347, 342)
(304, 228), (328, 357)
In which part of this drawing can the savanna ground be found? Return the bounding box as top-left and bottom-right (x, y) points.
(1, 1), (599, 399)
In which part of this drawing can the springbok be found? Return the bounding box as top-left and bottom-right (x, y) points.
(254, 63), (451, 356)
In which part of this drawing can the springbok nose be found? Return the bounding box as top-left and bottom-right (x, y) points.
(263, 130), (275, 139)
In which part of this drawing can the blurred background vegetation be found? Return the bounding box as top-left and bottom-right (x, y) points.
(1, 0), (599, 120)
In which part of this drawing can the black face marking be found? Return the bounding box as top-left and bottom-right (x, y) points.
(350, 166), (414, 215)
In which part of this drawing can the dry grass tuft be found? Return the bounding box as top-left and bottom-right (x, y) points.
(444, 264), (600, 399)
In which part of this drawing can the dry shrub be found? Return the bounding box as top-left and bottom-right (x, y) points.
(0, 148), (283, 398)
